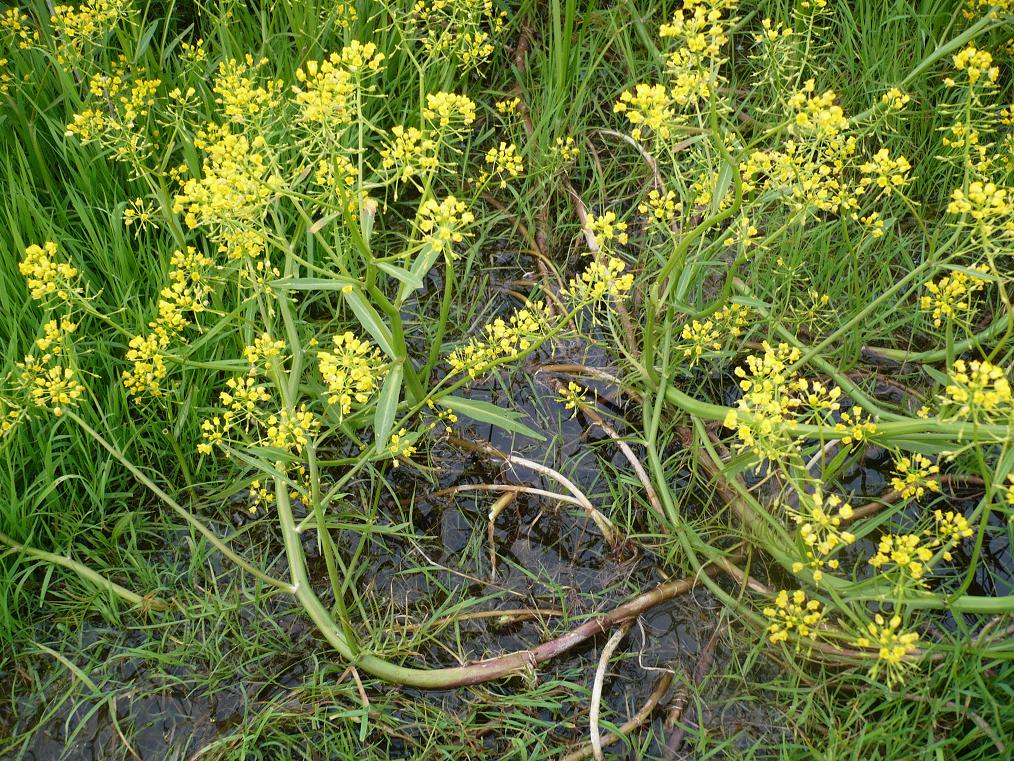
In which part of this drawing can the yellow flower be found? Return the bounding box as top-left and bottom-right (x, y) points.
(639, 189), (681, 226)
(317, 332), (386, 417)
(835, 406), (877, 446)
(881, 87), (910, 110)
(614, 83), (672, 142)
(478, 142), (524, 188)
(943, 360), (1012, 418)
(787, 82), (848, 138)
(380, 125), (438, 183)
(890, 454), (940, 499)
(763, 589), (825, 646)
(933, 510), (973, 550)
(550, 136), (579, 163)
(244, 334), (287, 373)
(422, 92), (476, 130)
(198, 413), (233, 455)
(855, 613), (919, 685)
(868, 533), (936, 581)
(214, 55), (281, 124)
(447, 302), (550, 379)
(860, 148), (912, 196)
(586, 211), (629, 249)
(786, 488), (856, 583)
(21, 360), (85, 417)
(19, 242), (80, 302)
(950, 44), (999, 86)
(388, 427), (417, 466)
(565, 256), (634, 306)
(416, 196), (475, 251)
(919, 267), (988, 327)
(264, 405), (319, 452)
(557, 382), (588, 417)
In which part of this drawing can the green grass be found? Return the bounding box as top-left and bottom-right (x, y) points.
(2, 0), (1013, 758)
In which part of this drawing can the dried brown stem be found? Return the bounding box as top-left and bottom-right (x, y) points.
(447, 436), (622, 547)
(439, 565), (722, 687)
(549, 378), (664, 523)
(590, 621), (634, 761)
(393, 607), (566, 633)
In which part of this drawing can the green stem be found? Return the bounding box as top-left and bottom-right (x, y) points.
(67, 411), (291, 592)
(0, 530), (167, 609)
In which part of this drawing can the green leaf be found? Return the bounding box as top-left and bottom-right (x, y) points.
(374, 364), (403, 455)
(398, 243), (441, 302)
(438, 395), (546, 441)
(343, 290), (396, 358)
(923, 365), (951, 389)
(271, 276), (358, 291)
(376, 261), (424, 291)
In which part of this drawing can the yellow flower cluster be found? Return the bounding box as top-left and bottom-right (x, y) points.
(859, 149), (912, 196)
(934, 510), (973, 548)
(243, 333), (287, 374)
(173, 125), (283, 234)
(422, 92), (476, 130)
(586, 211), (629, 251)
(881, 87), (910, 110)
(946, 44), (999, 87)
(943, 359), (1012, 419)
(478, 142), (524, 188)
(49, 0), (130, 66)
(787, 81), (848, 138)
(763, 589), (824, 645)
(855, 613), (919, 686)
(947, 182), (1012, 240)
(919, 267), (988, 327)
(723, 342), (806, 460)
(387, 427), (417, 466)
(787, 488), (856, 583)
(36, 318), (77, 356)
(565, 256), (634, 306)
(426, 399), (458, 434)
(557, 382), (588, 418)
(65, 64), (161, 165)
(122, 247), (215, 400)
(550, 136), (579, 163)
(962, 0), (1013, 20)
(754, 17), (793, 44)
(381, 126), (438, 183)
(835, 406), (877, 446)
(495, 97), (521, 116)
(1, 8), (39, 50)
(264, 405), (319, 452)
(18, 357), (85, 418)
(408, 0), (507, 72)
(891, 454), (940, 499)
(740, 135), (859, 216)
(447, 303), (549, 379)
(317, 332), (386, 418)
(659, 0), (736, 107)
(19, 242), (80, 302)
(220, 376), (272, 420)
(293, 43), (384, 128)
(869, 533), (937, 580)
(417, 196), (475, 252)
(639, 189), (681, 226)
(214, 56), (281, 125)
(679, 303), (750, 364)
(614, 83), (674, 142)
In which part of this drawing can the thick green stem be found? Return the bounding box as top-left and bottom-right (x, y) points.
(68, 411), (291, 592)
(0, 530), (167, 610)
